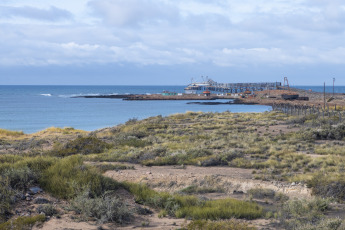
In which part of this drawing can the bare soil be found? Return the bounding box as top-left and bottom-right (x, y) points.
(105, 164), (311, 199)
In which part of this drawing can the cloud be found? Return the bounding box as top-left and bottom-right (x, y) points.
(0, 5), (72, 21)
(1, 0), (345, 71)
(88, 0), (179, 27)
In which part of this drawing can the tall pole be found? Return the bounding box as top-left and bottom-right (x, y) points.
(333, 78), (335, 97)
(324, 82), (326, 110)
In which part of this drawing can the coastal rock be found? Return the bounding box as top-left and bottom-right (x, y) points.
(29, 187), (43, 195)
(34, 197), (51, 204)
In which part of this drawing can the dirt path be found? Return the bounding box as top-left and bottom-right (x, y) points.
(105, 164), (311, 199)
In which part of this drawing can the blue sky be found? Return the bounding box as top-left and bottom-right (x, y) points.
(0, 0), (344, 86)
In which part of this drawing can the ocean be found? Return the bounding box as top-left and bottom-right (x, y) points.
(0, 85), (344, 134)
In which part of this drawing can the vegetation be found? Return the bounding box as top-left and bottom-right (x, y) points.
(69, 190), (131, 224)
(0, 215), (45, 230)
(0, 129), (24, 138)
(50, 136), (112, 157)
(2, 111), (345, 228)
(179, 185), (224, 194)
(182, 219), (257, 230)
(125, 183), (263, 220)
(278, 198), (344, 230)
(175, 198), (262, 220)
(92, 163), (135, 173)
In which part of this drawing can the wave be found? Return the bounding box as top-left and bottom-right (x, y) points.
(40, 94), (52, 97)
(58, 93), (120, 98)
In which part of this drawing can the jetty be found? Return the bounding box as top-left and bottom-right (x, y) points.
(184, 78), (281, 94)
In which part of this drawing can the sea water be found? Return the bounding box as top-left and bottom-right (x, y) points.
(3, 85), (343, 134)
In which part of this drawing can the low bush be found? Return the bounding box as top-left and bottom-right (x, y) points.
(311, 123), (345, 140)
(36, 204), (57, 216)
(179, 185), (224, 194)
(116, 138), (151, 148)
(1, 167), (37, 191)
(307, 173), (345, 201)
(93, 163), (135, 173)
(248, 188), (275, 199)
(0, 215), (45, 230)
(279, 198), (331, 229)
(296, 218), (343, 230)
(69, 190), (131, 224)
(40, 155), (121, 199)
(0, 129), (24, 137)
(183, 219), (256, 230)
(50, 136), (111, 156)
(0, 179), (13, 222)
(176, 198), (263, 220)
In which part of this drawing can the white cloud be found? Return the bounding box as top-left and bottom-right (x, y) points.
(88, 0), (179, 27)
(1, 0), (345, 69)
(0, 5), (72, 21)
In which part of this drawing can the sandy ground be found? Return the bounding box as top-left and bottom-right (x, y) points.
(105, 164), (311, 199)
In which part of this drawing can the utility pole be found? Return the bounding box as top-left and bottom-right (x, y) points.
(333, 78), (335, 97)
(324, 82), (326, 110)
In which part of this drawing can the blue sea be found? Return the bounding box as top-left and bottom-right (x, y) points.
(0, 85), (344, 134)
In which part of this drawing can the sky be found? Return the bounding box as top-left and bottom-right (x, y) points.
(0, 0), (345, 86)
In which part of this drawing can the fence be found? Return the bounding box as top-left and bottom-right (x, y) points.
(272, 103), (345, 122)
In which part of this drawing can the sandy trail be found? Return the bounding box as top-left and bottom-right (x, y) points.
(105, 164), (311, 199)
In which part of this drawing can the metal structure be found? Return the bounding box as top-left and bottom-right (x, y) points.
(283, 77), (290, 90)
(185, 77), (281, 94)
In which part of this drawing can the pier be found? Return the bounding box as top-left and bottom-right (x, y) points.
(185, 78), (281, 94)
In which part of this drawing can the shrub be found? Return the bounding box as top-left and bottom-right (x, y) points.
(0, 129), (24, 137)
(93, 163), (135, 173)
(0, 215), (45, 230)
(296, 218), (343, 230)
(50, 137), (111, 156)
(70, 190), (131, 224)
(248, 188), (275, 199)
(40, 155), (121, 199)
(307, 173), (345, 201)
(183, 219), (257, 230)
(175, 198), (263, 220)
(311, 123), (345, 140)
(125, 183), (201, 216)
(36, 204), (57, 216)
(0, 179), (13, 222)
(179, 185), (224, 194)
(1, 167), (37, 191)
(117, 138), (151, 148)
(279, 198), (330, 229)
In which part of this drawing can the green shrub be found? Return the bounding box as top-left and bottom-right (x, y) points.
(183, 219), (257, 230)
(296, 218), (343, 230)
(40, 155), (121, 199)
(50, 136), (111, 156)
(0, 155), (23, 164)
(279, 198), (331, 229)
(69, 190), (131, 224)
(179, 185), (224, 194)
(93, 163), (135, 173)
(311, 123), (345, 140)
(1, 167), (37, 191)
(0, 129), (24, 137)
(117, 138), (151, 148)
(0, 179), (13, 222)
(36, 204), (57, 216)
(248, 188), (275, 199)
(0, 215), (45, 230)
(176, 198), (263, 220)
(19, 156), (56, 174)
(125, 183), (201, 216)
(307, 173), (345, 201)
